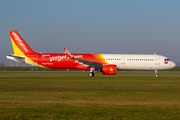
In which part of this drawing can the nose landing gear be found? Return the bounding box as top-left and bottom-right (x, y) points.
(155, 70), (158, 77)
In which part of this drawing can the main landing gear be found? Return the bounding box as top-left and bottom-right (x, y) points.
(155, 70), (158, 77)
(88, 68), (95, 77)
(88, 72), (94, 77)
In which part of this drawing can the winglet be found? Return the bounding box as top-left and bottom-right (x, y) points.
(64, 48), (72, 57)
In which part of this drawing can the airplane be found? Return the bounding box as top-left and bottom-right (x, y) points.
(6, 30), (176, 77)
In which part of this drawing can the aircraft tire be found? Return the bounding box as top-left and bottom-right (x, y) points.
(155, 74), (158, 77)
(88, 72), (94, 77)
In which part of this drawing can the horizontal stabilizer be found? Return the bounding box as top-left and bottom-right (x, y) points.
(6, 54), (25, 63)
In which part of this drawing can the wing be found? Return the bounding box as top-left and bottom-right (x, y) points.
(73, 58), (103, 68)
(64, 48), (104, 68)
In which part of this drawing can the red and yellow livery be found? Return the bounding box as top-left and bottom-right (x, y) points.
(7, 31), (116, 76)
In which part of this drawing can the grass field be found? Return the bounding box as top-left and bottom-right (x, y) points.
(0, 71), (180, 119)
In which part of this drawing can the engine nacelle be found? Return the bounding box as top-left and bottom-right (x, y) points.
(102, 64), (117, 75)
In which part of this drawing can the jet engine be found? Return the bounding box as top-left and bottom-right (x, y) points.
(102, 64), (117, 75)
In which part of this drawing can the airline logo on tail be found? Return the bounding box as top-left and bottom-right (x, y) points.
(12, 32), (28, 52)
(10, 31), (35, 56)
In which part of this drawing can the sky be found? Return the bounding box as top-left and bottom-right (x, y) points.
(1, 0), (180, 66)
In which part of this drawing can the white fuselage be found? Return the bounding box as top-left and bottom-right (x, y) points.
(103, 54), (176, 70)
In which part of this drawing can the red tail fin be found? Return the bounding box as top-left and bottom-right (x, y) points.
(9, 30), (36, 56)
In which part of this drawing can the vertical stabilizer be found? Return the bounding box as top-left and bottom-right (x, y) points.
(9, 30), (36, 56)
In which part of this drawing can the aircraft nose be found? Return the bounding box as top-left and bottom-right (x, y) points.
(171, 62), (176, 68)
(173, 62), (176, 67)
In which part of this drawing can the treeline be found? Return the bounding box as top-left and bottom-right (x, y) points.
(0, 66), (180, 71)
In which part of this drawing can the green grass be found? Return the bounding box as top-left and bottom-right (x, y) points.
(0, 71), (180, 119)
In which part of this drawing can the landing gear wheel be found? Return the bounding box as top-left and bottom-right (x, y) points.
(155, 74), (159, 77)
(88, 72), (94, 77)
(155, 70), (158, 77)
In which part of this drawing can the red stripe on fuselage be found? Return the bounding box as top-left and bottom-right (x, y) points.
(35, 53), (107, 69)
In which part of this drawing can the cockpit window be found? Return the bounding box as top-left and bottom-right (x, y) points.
(164, 59), (171, 61)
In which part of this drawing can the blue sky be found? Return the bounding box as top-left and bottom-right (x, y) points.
(1, 0), (180, 66)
